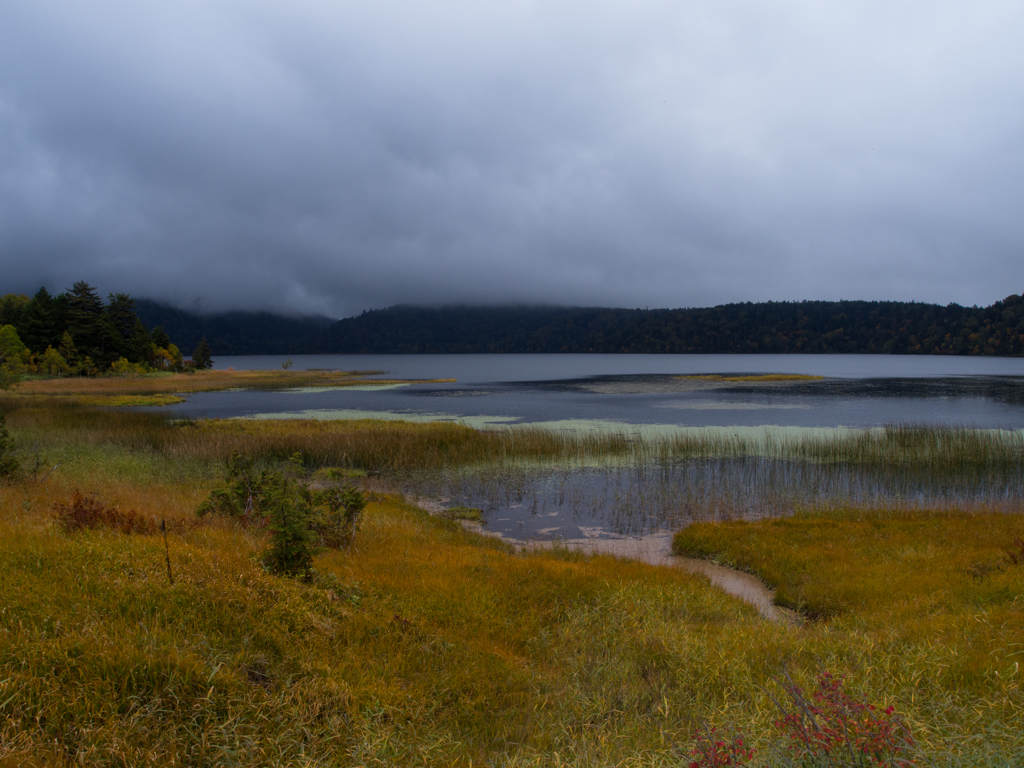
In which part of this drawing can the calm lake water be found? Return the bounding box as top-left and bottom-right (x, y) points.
(164, 354), (1024, 541)
(168, 353), (1024, 429)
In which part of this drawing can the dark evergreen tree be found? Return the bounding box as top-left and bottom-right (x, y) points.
(64, 281), (122, 367)
(106, 293), (137, 344)
(18, 287), (59, 353)
(191, 336), (213, 369)
(127, 318), (153, 365)
(151, 326), (171, 350)
(0, 294), (29, 328)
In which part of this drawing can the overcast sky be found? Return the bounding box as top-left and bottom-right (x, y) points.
(1, 1), (1022, 318)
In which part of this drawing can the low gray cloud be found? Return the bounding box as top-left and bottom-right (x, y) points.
(2, 0), (1023, 317)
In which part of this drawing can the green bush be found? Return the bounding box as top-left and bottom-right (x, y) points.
(311, 483), (366, 549)
(0, 324), (27, 389)
(196, 451), (279, 521)
(263, 492), (316, 577)
(197, 452), (366, 577)
(109, 357), (149, 378)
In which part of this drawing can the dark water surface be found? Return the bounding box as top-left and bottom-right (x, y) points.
(163, 354), (1024, 540)
(165, 353), (1024, 429)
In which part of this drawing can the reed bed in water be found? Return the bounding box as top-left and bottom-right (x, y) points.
(6, 395), (1024, 471)
(1, 398), (638, 473)
(659, 423), (1024, 468)
(399, 426), (1024, 535)
(6, 399), (1024, 530)
(401, 454), (1024, 539)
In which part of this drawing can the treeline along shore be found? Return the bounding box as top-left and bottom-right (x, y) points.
(0, 282), (212, 378)
(6, 285), (1024, 357)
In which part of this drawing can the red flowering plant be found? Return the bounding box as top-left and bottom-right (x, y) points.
(688, 724), (754, 768)
(770, 671), (916, 767)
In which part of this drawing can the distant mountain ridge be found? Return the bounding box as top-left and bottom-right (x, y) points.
(136, 296), (1024, 357)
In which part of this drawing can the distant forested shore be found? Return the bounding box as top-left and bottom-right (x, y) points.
(141, 294), (1024, 357)
(4, 286), (1024, 358)
(320, 297), (1024, 356)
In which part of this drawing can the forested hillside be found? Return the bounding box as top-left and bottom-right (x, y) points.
(6, 286), (1024, 357)
(325, 296), (1024, 355)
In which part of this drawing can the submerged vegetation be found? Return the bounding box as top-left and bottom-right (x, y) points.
(401, 425), (1024, 535)
(0, 376), (1022, 765)
(674, 373), (826, 382)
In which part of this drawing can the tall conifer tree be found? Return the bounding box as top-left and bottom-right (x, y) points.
(19, 287), (58, 352)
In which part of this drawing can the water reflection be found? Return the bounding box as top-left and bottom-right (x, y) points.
(402, 452), (1024, 541)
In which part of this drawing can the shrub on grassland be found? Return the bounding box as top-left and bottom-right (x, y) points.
(53, 489), (156, 535)
(197, 451), (366, 577)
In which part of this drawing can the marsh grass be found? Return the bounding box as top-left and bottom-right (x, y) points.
(3, 481), (1022, 765)
(441, 506), (483, 522)
(6, 396), (1024, 531)
(400, 426), (1024, 538)
(1, 398), (1024, 764)
(8, 368), (452, 404)
(672, 507), (1024, 626)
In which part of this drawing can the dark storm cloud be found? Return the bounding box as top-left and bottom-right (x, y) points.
(2, 1), (1023, 317)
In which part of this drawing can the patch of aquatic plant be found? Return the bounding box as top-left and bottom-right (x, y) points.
(675, 373), (826, 382)
(10, 392), (1024, 478)
(175, 418), (642, 471)
(72, 393), (187, 407)
(8, 367), (442, 399)
(442, 506), (483, 522)
(401, 445), (1024, 539)
(659, 423), (1024, 468)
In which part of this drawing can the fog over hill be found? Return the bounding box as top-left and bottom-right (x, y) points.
(135, 295), (1024, 357)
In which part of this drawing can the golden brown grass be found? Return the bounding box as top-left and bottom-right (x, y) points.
(673, 509), (1024, 698)
(1, 398), (640, 477)
(2, 399), (1024, 764)
(10, 369), (454, 402)
(4, 475), (1023, 765)
(0, 482), (781, 766)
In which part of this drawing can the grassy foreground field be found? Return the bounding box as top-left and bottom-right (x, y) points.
(1, 386), (1023, 765)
